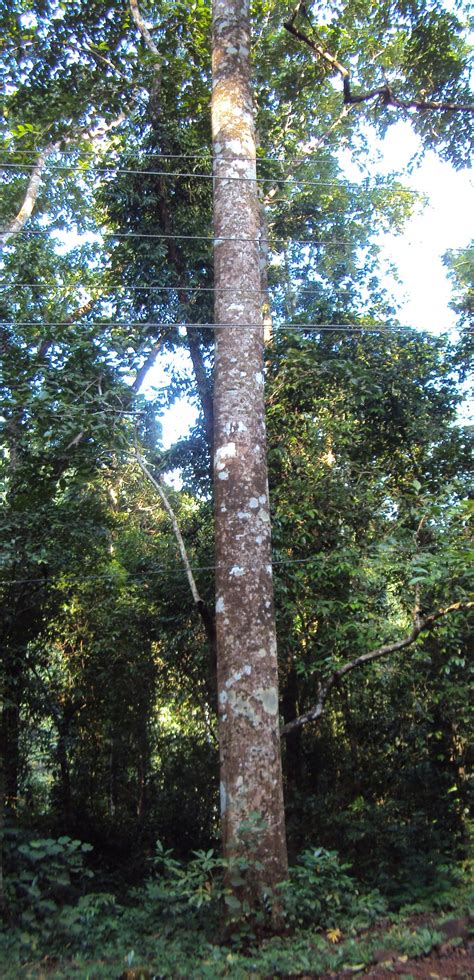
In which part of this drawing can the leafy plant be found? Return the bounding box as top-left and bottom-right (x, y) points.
(279, 846), (387, 928)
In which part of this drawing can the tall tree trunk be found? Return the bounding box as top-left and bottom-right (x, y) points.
(211, 0), (288, 913)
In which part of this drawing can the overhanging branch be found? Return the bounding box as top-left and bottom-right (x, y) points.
(284, 6), (474, 116)
(281, 600), (473, 736)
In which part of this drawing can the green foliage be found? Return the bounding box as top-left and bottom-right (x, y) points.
(280, 847), (387, 928)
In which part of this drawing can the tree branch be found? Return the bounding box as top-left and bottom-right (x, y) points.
(134, 449), (201, 605)
(284, 7), (474, 115)
(36, 297), (99, 361)
(133, 448), (217, 673)
(131, 341), (164, 392)
(0, 113), (127, 250)
(0, 144), (56, 248)
(129, 0), (163, 62)
(281, 600), (473, 736)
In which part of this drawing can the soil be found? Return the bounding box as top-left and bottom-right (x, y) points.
(356, 942), (473, 978)
(320, 937), (473, 979)
(318, 914), (474, 980)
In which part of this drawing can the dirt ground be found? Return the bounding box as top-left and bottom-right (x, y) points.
(322, 939), (473, 979)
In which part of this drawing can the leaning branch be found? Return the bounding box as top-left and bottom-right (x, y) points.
(281, 600), (473, 736)
(0, 143), (57, 248)
(133, 448), (217, 671)
(129, 0), (163, 62)
(0, 113), (127, 250)
(284, 7), (474, 115)
(134, 449), (202, 606)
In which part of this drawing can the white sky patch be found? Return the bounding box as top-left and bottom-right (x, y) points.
(142, 120), (472, 453)
(339, 121), (473, 334)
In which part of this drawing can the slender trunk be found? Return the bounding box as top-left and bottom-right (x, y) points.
(56, 721), (72, 831)
(0, 682), (5, 916)
(211, 0), (287, 913)
(2, 654), (22, 813)
(281, 660), (302, 798)
(108, 738), (117, 819)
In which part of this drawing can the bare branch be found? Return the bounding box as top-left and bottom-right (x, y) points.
(133, 446), (217, 686)
(1, 113), (128, 249)
(281, 600), (473, 736)
(129, 0), (163, 62)
(134, 449), (202, 605)
(284, 12), (348, 79)
(284, 8), (474, 115)
(0, 143), (57, 248)
(131, 342), (164, 392)
(36, 297), (99, 361)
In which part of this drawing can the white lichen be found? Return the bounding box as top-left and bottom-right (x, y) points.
(215, 442), (236, 468)
(255, 686), (278, 715)
(220, 781), (227, 815)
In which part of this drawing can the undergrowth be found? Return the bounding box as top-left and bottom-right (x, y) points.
(0, 834), (472, 978)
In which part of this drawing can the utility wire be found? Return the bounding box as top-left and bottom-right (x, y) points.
(0, 318), (460, 334)
(0, 148), (414, 170)
(0, 283), (360, 294)
(0, 552), (387, 587)
(0, 160), (423, 191)
(3, 227), (469, 251)
(2, 228), (360, 246)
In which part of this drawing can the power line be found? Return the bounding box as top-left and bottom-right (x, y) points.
(1, 319), (450, 334)
(4, 227), (470, 251)
(0, 282), (357, 294)
(3, 228), (359, 247)
(0, 148), (414, 172)
(0, 551), (389, 587)
(0, 160), (421, 191)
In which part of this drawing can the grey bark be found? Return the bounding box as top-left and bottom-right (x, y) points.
(211, 0), (288, 913)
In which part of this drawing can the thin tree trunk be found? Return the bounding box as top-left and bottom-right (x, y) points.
(0, 685), (5, 917)
(211, 0), (288, 915)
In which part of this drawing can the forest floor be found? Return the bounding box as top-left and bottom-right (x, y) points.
(319, 912), (473, 979)
(322, 943), (473, 978)
(4, 906), (473, 978)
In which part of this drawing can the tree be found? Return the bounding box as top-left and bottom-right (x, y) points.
(211, 0), (288, 909)
(1, 0), (472, 925)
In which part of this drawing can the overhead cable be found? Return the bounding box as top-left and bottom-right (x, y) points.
(2, 228), (358, 246)
(0, 551), (390, 587)
(0, 160), (421, 191)
(3, 227), (470, 251)
(1, 319), (463, 334)
(0, 283), (357, 294)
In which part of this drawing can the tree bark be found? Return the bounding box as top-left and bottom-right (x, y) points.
(211, 0), (288, 914)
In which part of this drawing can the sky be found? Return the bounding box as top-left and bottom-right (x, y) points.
(145, 119), (473, 447)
